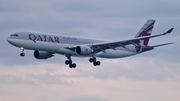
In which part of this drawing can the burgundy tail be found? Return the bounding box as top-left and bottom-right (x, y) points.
(135, 19), (155, 46)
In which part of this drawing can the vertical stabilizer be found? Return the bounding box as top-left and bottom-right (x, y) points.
(135, 19), (155, 46)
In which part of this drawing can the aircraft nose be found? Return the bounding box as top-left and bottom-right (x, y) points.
(7, 37), (12, 43)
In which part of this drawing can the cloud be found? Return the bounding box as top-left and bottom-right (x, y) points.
(0, 59), (180, 101)
(0, 56), (180, 85)
(67, 95), (108, 101)
(38, 96), (49, 101)
(0, 74), (76, 86)
(0, 75), (36, 85)
(93, 57), (180, 81)
(28, 73), (77, 85)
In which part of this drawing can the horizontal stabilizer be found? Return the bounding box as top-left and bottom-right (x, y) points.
(164, 28), (174, 34)
(151, 42), (175, 48)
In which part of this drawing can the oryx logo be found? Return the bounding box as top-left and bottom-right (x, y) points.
(135, 43), (141, 52)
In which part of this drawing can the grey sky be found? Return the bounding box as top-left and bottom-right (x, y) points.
(0, 0), (180, 101)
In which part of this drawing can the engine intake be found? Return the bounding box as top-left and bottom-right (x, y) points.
(76, 46), (93, 55)
(34, 51), (53, 59)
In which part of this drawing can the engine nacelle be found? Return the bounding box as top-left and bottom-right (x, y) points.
(34, 51), (53, 59)
(75, 46), (93, 55)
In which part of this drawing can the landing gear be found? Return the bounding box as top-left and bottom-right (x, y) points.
(65, 60), (72, 65)
(89, 57), (96, 63)
(64, 56), (100, 68)
(65, 56), (76, 68)
(93, 61), (100, 66)
(69, 63), (76, 68)
(89, 57), (101, 66)
(20, 47), (25, 57)
(20, 53), (25, 56)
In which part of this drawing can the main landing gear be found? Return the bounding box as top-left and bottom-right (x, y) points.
(20, 47), (25, 57)
(65, 56), (76, 68)
(64, 55), (100, 68)
(89, 57), (101, 66)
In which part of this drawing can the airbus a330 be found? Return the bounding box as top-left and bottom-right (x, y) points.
(7, 19), (174, 68)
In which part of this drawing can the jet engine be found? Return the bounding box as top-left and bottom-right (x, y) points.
(75, 46), (93, 55)
(34, 51), (53, 59)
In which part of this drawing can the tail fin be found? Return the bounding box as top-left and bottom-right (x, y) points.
(135, 19), (155, 46)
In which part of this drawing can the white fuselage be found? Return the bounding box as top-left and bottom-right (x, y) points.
(7, 32), (139, 58)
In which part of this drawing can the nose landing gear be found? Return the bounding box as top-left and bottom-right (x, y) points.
(20, 47), (25, 57)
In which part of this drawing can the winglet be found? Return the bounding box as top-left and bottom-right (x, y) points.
(165, 28), (174, 34)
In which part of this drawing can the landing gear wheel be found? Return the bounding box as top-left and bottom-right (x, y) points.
(69, 60), (72, 64)
(89, 57), (96, 63)
(72, 63), (76, 68)
(93, 62), (97, 66)
(20, 53), (25, 57)
(69, 64), (73, 68)
(65, 60), (69, 65)
(69, 63), (76, 68)
(89, 58), (93, 63)
(65, 60), (72, 65)
(93, 61), (101, 66)
(92, 57), (96, 62)
(96, 61), (101, 66)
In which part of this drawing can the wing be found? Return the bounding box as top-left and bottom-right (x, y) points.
(66, 28), (174, 53)
(90, 28), (174, 53)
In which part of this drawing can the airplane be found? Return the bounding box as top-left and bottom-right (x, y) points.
(7, 19), (174, 68)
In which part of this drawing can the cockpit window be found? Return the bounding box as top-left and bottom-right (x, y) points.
(10, 34), (18, 37)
